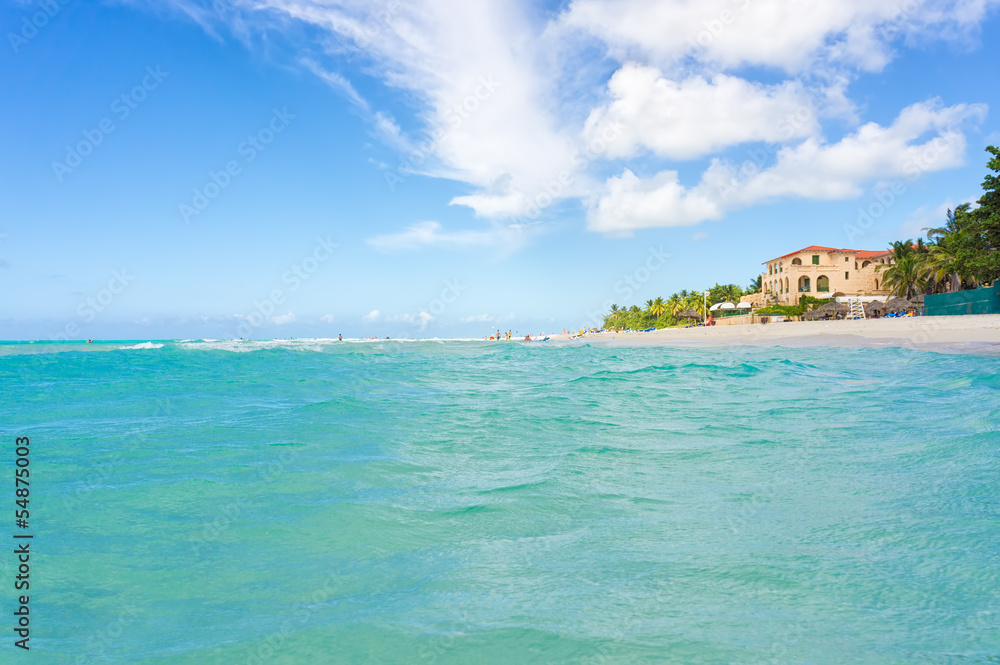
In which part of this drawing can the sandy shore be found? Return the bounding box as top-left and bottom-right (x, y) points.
(546, 314), (1000, 354)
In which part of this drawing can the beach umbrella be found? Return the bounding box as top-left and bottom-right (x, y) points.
(719, 302), (736, 310)
(709, 302), (724, 311)
(865, 300), (889, 315)
(676, 308), (702, 320)
(736, 302), (752, 309)
(884, 296), (915, 312)
(803, 302), (836, 320)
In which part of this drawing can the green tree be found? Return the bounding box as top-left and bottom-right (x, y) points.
(649, 297), (666, 318)
(877, 241), (925, 300)
(962, 145), (1000, 283)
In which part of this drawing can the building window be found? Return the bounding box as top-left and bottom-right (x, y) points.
(779, 263), (783, 272)
(845, 257), (849, 263)
(799, 276), (810, 292)
(792, 258), (802, 265)
(769, 265), (772, 275)
(812, 255), (819, 265)
(862, 260), (871, 268)
(817, 275), (830, 292)
(844, 271), (849, 280)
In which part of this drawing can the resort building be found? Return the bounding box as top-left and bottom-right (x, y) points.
(761, 246), (894, 306)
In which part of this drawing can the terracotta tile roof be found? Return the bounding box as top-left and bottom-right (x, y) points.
(763, 246), (889, 263)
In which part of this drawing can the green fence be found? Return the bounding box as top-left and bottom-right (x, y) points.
(924, 283), (1000, 316)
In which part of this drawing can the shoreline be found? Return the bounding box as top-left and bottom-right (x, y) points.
(545, 314), (1000, 353)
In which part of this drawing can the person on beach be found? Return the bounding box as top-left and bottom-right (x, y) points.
(338, 334), (343, 341)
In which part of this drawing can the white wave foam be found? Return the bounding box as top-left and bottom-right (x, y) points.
(123, 342), (164, 350)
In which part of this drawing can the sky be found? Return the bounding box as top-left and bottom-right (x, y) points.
(2, 0), (999, 340)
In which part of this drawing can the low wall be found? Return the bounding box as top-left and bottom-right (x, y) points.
(714, 314), (754, 326)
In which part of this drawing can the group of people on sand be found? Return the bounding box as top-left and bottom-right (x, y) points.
(487, 329), (513, 341)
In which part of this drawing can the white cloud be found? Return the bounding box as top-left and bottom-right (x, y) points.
(587, 169), (722, 234)
(461, 314), (494, 323)
(362, 309), (381, 322)
(584, 65), (817, 160)
(707, 99), (986, 205)
(692, 232), (709, 242)
(170, 0), (995, 239)
(589, 98), (985, 233)
(270, 312), (296, 325)
(558, 0), (1000, 74)
(386, 311), (434, 329)
(366, 220), (540, 253)
(321, 314), (336, 323)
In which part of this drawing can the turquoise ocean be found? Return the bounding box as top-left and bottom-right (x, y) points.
(1, 339), (998, 664)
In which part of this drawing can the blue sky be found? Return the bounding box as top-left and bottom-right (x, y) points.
(2, 0), (999, 340)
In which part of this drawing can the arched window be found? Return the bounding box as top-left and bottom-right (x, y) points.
(785, 277), (789, 292)
(779, 262), (784, 272)
(798, 276), (810, 292)
(769, 265), (773, 275)
(874, 279), (879, 290)
(817, 275), (830, 292)
(792, 258), (802, 265)
(862, 260), (871, 268)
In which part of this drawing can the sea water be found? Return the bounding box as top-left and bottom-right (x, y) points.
(1, 339), (998, 664)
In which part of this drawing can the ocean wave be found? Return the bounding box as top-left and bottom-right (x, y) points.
(122, 342), (164, 350)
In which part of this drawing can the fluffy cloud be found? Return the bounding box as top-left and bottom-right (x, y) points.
(584, 65), (817, 160)
(559, 0), (1000, 73)
(588, 169), (722, 233)
(589, 99), (985, 233)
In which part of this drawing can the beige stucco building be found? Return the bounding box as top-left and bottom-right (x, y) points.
(762, 246), (894, 305)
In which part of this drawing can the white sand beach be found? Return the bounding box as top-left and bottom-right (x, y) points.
(547, 314), (1000, 353)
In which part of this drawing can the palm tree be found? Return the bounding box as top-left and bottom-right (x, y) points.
(921, 204), (976, 293)
(649, 297), (666, 318)
(609, 304), (621, 318)
(746, 275), (762, 294)
(667, 293), (683, 316)
(878, 250), (924, 299)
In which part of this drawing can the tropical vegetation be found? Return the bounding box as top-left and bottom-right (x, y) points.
(602, 283), (749, 330)
(878, 145), (999, 298)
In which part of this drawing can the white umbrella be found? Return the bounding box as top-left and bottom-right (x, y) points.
(736, 302), (752, 309)
(709, 302), (735, 311)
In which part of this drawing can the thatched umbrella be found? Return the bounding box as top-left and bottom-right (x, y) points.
(676, 308), (703, 320)
(865, 300), (888, 316)
(884, 296), (915, 312)
(803, 302), (836, 320)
